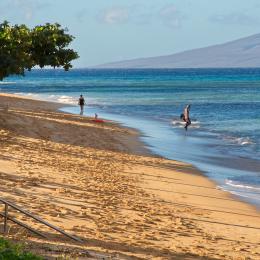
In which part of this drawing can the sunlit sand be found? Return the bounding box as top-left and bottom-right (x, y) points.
(0, 93), (259, 259)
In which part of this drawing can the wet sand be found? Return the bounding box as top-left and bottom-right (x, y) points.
(0, 93), (259, 259)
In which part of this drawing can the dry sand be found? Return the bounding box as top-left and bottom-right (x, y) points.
(0, 93), (259, 259)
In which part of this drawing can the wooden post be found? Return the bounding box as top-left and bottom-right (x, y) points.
(4, 203), (8, 235)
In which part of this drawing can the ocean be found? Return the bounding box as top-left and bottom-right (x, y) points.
(1, 68), (260, 207)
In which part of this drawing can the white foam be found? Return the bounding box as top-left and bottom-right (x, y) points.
(223, 135), (255, 146)
(172, 119), (200, 129)
(219, 183), (260, 202)
(13, 92), (77, 105)
(14, 92), (41, 99)
(225, 179), (260, 191)
(224, 189), (260, 200)
(57, 95), (76, 104)
(0, 81), (16, 84)
(236, 137), (254, 146)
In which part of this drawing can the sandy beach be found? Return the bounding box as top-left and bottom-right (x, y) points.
(0, 93), (259, 259)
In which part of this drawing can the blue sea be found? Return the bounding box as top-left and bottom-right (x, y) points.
(1, 68), (260, 207)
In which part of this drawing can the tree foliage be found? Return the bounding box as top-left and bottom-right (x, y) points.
(0, 237), (42, 259)
(0, 21), (79, 80)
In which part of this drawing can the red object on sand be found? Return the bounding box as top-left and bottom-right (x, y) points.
(92, 119), (105, 123)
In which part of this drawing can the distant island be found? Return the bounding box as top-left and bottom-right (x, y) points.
(96, 33), (260, 68)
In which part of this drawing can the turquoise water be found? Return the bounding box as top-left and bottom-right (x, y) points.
(1, 68), (260, 207)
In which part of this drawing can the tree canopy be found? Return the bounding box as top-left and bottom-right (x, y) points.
(0, 21), (79, 80)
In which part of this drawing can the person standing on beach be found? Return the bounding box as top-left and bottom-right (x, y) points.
(78, 94), (85, 115)
(183, 104), (191, 131)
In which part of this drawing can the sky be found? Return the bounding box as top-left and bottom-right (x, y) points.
(1, 0), (260, 67)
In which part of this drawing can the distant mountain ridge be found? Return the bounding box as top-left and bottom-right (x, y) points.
(96, 34), (260, 68)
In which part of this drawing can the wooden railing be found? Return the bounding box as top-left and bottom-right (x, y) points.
(0, 198), (82, 242)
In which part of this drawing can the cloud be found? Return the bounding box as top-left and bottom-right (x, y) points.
(158, 4), (184, 28)
(0, 0), (50, 20)
(96, 4), (185, 29)
(210, 13), (258, 26)
(98, 6), (129, 25)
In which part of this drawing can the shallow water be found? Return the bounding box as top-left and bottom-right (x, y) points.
(2, 68), (260, 207)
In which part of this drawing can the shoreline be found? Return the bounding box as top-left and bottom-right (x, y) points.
(61, 104), (260, 209)
(1, 92), (260, 211)
(0, 93), (260, 259)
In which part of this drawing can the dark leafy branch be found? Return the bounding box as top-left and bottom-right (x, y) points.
(0, 21), (79, 80)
